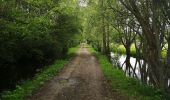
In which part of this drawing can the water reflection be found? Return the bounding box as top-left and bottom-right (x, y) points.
(110, 52), (170, 88)
(110, 52), (147, 81)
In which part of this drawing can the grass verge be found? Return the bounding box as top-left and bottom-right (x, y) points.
(67, 46), (79, 58)
(1, 46), (78, 100)
(88, 46), (169, 100)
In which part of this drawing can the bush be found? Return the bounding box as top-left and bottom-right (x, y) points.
(0, 32), (59, 91)
(0, 0), (81, 92)
(1, 60), (67, 100)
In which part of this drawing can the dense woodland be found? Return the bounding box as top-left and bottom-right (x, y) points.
(1, 0), (170, 98)
(0, 0), (81, 91)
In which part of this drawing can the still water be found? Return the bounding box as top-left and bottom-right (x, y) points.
(110, 52), (144, 79)
(110, 52), (170, 86)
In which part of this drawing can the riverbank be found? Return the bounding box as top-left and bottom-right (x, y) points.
(88, 46), (169, 100)
(111, 43), (167, 58)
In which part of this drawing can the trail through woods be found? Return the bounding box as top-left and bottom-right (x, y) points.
(28, 46), (127, 100)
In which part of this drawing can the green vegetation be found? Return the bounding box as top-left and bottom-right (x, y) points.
(0, 46), (78, 100)
(0, 0), (81, 91)
(161, 50), (167, 58)
(67, 46), (80, 57)
(1, 0), (170, 98)
(111, 43), (167, 58)
(83, 0), (170, 92)
(88, 46), (169, 100)
(111, 43), (136, 57)
(1, 60), (67, 100)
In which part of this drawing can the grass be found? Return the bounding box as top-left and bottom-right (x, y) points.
(111, 43), (167, 58)
(88, 46), (169, 100)
(67, 45), (79, 57)
(111, 43), (137, 57)
(1, 60), (67, 100)
(1, 46), (79, 100)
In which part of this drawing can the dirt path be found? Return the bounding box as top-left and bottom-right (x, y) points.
(28, 46), (125, 100)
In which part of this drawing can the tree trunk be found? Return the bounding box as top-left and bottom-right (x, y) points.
(125, 43), (132, 76)
(106, 22), (110, 57)
(101, 0), (107, 54)
(166, 36), (170, 92)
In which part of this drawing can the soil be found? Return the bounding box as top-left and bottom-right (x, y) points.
(27, 46), (129, 100)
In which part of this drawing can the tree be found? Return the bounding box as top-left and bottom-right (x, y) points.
(0, 0), (81, 91)
(118, 0), (170, 91)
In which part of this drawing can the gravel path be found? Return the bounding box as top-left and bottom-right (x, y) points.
(28, 46), (126, 100)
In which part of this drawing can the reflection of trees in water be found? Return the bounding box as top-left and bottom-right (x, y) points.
(110, 54), (122, 70)
(122, 56), (138, 78)
(111, 53), (150, 85)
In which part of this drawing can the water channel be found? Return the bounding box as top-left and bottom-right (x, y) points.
(110, 52), (170, 86)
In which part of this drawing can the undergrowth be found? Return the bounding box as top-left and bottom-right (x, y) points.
(1, 46), (78, 100)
